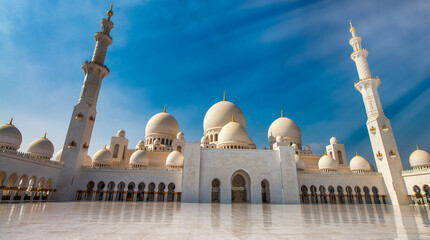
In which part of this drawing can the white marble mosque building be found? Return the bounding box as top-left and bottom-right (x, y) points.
(0, 7), (429, 205)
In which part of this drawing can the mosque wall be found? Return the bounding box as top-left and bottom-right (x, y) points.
(196, 147), (298, 204)
(402, 170), (430, 196)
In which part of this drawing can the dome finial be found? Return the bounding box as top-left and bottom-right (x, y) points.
(349, 20), (356, 33)
(416, 145), (419, 150)
(356, 152), (358, 156)
(43, 132), (47, 139)
(281, 109), (284, 118)
(324, 151), (327, 155)
(104, 144), (107, 149)
(8, 117), (13, 125)
(223, 91), (226, 101)
(175, 146), (178, 151)
(107, 3), (114, 20)
(163, 104), (166, 113)
(231, 114), (235, 122)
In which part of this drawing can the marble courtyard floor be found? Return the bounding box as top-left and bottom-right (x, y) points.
(0, 202), (429, 239)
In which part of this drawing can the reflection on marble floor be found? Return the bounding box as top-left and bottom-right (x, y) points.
(0, 202), (429, 239)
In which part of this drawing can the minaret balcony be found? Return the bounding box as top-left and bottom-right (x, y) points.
(369, 126), (376, 134)
(389, 151), (397, 158)
(382, 125), (389, 133)
(376, 151), (383, 160)
(354, 76), (379, 86)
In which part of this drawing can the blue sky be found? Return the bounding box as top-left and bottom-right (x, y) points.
(1, 0), (430, 170)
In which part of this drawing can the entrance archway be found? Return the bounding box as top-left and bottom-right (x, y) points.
(211, 179), (220, 203)
(261, 180), (270, 203)
(231, 170), (250, 203)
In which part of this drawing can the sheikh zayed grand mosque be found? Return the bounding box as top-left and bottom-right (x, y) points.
(0, 6), (429, 206)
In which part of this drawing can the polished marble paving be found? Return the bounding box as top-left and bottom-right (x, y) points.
(0, 202), (429, 239)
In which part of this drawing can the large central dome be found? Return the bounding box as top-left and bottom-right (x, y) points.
(203, 100), (246, 132)
(145, 112), (180, 137)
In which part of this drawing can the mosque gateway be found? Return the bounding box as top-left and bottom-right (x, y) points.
(1, 6), (430, 207)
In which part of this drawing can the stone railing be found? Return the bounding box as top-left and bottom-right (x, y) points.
(298, 170), (381, 176)
(354, 76), (379, 86)
(82, 165), (182, 171)
(402, 168), (430, 175)
(0, 147), (63, 167)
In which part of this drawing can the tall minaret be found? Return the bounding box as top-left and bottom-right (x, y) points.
(349, 22), (408, 205)
(55, 5), (115, 201)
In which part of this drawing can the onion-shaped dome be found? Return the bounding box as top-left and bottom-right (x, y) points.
(318, 153), (338, 171)
(201, 135), (209, 144)
(0, 119), (22, 150)
(135, 140), (145, 149)
(27, 134), (54, 159)
(268, 112), (301, 145)
(218, 118), (252, 146)
(349, 153), (371, 172)
(409, 146), (430, 169)
(177, 131), (184, 139)
(295, 154), (305, 170)
(92, 146), (112, 166)
(145, 111), (180, 137)
(330, 136), (338, 145)
(304, 145), (311, 151)
(53, 149), (63, 162)
(166, 149), (184, 167)
(117, 129), (126, 137)
(276, 135), (283, 143)
(203, 99), (246, 133)
(129, 149), (149, 167)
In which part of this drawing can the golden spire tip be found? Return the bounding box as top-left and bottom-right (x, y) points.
(163, 104), (166, 113)
(104, 144), (107, 149)
(349, 20), (355, 33)
(223, 91), (226, 101)
(356, 152), (358, 156)
(324, 151), (327, 155)
(416, 145), (419, 150)
(107, 3), (114, 19)
(231, 114), (235, 122)
(43, 132), (47, 139)
(9, 117), (13, 125)
(281, 109), (284, 118)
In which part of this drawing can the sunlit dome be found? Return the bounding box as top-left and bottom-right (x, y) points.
(145, 111), (179, 137)
(349, 153), (371, 172)
(0, 119), (22, 150)
(409, 146), (430, 169)
(330, 137), (338, 145)
(27, 134), (54, 159)
(201, 135), (209, 144)
(166, 149), (184, 167)
(218, 119), (252, 146)
(203, 99), (246, 133)
(117, 129), (125, 137)
(268, 112), (301, 145)
(318, 153), (338, 171)
(135, 140), (145, 149)
(53, 149), (63, 162)
(92, 147), (112, 166)
(177, 131), (184, 139)
(130, 149), (149, 167)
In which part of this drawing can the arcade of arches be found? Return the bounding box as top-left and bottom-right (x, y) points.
(0, 171), (55, 203)
(76, 181), (181, 202)
(300, 185), (387, 205)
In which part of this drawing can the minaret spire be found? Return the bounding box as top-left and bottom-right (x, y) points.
(349, 22), (408, 205)
(56, 5), (115, 201)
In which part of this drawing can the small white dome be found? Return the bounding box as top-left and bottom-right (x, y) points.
(276, 135), (283, 143)
(92, 147), (112, 166)
(0, 120), (22, 150)
(350, 154), (371, 172)
(154, 139), (161, 145)
(304, 145), (311, 151)
(117, 129), (126, 137)
(145, 112), (180, 137)
(27, 135), (54, 159)
(268, 116), (301, 145)
(203, 100), (246, 132)
(130, 149), (149, 167)
(177, 131), (184, 139)
(53, 149), (63, 162)
(409, 147), (430, 169)
(330, 137), (338, 145)
(292, 143), (298, 149)
(218, 121), (252, 146)
(201, 135), (209, 144)
(166, 150), (184, 167)
(135, 140), (145, 149)
(295, 154), (305, 170)
(318, 154), (338, 171)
